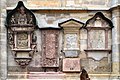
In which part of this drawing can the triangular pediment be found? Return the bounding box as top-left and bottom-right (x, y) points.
(59, 19), (84, 28)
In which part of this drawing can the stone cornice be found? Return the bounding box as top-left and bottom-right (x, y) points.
(6, 4), (119, 11)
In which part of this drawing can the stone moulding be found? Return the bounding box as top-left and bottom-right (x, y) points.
(59, 19), (84, 58)
(41, 29), (60, 69)
(85, 12), (113, 51)
(6, 1), (37, 68)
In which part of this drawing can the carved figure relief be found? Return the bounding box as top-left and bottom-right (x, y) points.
(9, 6), (34, 25)
(6, 1), (37, 68)
(42, 30), (59, 67)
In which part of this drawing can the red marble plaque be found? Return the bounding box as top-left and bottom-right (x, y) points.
(63, 58), (80, 72)
(42, 30), (59, 67)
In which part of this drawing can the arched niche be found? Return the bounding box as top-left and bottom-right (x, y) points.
(6, 1), (37, 68)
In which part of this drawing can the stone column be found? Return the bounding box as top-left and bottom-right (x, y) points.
(112, 7), (120, 73)
(0, 0), (7, 79)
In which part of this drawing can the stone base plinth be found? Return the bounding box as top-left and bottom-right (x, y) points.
(8, 72), (65, 80)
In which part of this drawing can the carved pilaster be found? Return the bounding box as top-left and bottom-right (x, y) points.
(6, 1), (37, 68)
(111, 7), (120, 73)
(59, 19), (84, 58)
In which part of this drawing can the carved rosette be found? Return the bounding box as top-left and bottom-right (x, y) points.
(6, 1), (37, 68)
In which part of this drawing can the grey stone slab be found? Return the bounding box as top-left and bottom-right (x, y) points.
(64, 50), (80, 58)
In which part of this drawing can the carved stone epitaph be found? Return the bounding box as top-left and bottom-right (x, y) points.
(59, 19), (84, 58)
(6, 1), (37, 68)
(41, 30), (59, 68)
(85, 12), (113, 50)
(83, 12), (113, 73)
(63, 58), (80, 72)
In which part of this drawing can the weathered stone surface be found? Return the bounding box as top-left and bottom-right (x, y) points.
(7, 0), (111, 9)
(63, 58), (80, 72)
(112, 7), (120, 73)
(81, 57), (111, 73)
(1, 0), (120, 80)
(41, 30), (59, 68)
(64, 50), (79, 57)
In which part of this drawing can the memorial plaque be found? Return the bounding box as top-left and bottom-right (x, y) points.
(88, 30), (105, 49)
(63, 58), (80, 72)
(42, 30), (59, 67)
(65, 34), (78, 50)
(6, 1), (37, 68)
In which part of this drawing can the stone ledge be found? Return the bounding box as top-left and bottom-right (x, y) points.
(89, 73), (120, 77)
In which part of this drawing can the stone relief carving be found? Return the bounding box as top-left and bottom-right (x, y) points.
(9, 7), (34, 25)
(63, 58), (80, 72)
(17, 32), (28, 49)
(59, 19), (83, 58)
(65, 34), (78, 49)
(88, 30), (105, 49)
(85, 12), (113, 50)
(6, 1), (37, 68)
(42, 30), (59, 67)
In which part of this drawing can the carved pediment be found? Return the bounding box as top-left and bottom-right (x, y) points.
(85, 12), (113, 28)
(6, 1), (37, 27)
(59, 19), (84, 28)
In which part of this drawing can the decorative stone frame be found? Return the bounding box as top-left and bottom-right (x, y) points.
(59, 19), (84, 58)
(85, 12), (113, 51)
(83, 12), (113, 73)
(59, 19), (84, 72)
(6, 1), (37, 68)
(40, 28), (61, 72)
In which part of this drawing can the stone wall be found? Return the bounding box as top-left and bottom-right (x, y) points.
(1, 0), (120, 80)
(7, 0), (111, 9)
(0, 0), (7, 80)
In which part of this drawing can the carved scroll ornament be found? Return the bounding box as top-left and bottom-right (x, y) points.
(6, 1), (37, 68)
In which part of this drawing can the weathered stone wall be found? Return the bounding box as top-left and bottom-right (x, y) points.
(1, 0), (120, 80)
(0, 0), (7, 80)
(7, 10), (113, 79)
(7, 0), (111, 9)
